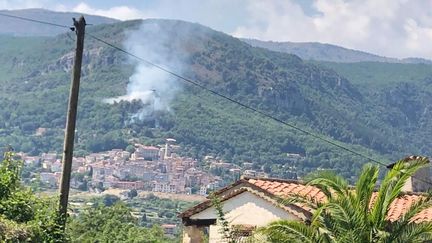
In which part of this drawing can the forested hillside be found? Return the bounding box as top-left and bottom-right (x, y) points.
(1, 19), (431, 179)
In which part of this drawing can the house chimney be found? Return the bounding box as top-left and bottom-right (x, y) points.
(387, 156), (431, 192)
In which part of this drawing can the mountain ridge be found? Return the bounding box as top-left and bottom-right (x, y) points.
(0, 8), (119, 36)
(2, 8), (430, 65)
(242, 38), (432, 64)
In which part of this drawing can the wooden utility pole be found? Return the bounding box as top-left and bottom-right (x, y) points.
(58, 16), (86, 227)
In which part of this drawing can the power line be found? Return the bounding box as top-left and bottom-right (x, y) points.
(1, 12), (431, 187)
(87, 34), (432, 186)
(0, 13), (411, 166)
(88, 34), (381, 161)
(0, 10), (382, 167)
(0, 12), (71, 29)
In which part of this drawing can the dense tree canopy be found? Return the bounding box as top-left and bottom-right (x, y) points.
(67, 202), (170, 242)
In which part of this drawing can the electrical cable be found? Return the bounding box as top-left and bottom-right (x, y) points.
(87, 33), (432, 187)
(1, 12), (432, 186)
(0, 12), (71, 29)
(88, 34), (382, 163)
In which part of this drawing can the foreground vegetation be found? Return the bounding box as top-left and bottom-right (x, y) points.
(68, 202), (170, 242)
(0, 152), (64, 241)
(0, 153), (176, 242)
(69, 192), (197, 230)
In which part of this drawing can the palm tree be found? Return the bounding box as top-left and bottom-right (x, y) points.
(262, 158), (432, 243)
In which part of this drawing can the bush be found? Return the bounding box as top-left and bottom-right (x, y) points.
(0, 152), (66, 241)
(68, 202), (168, 242)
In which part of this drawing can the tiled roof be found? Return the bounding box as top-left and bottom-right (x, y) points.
(247, 177), (432, 223)
(179, 186), (248, 219)
(247, 178), (326, 202)
(179, 179), (312, 220)
(180, 177), (432, 223)
(375, 194), (432, 222)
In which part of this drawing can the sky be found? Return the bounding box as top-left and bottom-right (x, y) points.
(1, 0), (432, 59)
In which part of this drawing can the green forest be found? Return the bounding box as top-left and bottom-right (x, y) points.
(0, 19), (431, 180)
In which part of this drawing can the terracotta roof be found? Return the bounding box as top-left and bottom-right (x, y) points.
(247, 177), (432, 223)
(372, 194), (432, 222)
(180, 177), (432, 223)
(247, 177), (326, 202)
(179, 179), (312, 220)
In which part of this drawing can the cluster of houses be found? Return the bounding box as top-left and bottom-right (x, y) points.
(18, 139), (222, 195)
(18, 138), (296, 196)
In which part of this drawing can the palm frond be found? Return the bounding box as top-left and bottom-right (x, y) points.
(390, 222), (432, 243)
(387, 193), (432, 242)
(370, 159), (428, 227)
(278, 193), (324, 211)
(387, 159), (427, 201)
(354, 164), (379, 217)
(305, 170), (348, 198)
(260, 220), (321, 243)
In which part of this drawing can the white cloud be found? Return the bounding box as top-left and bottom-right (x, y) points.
(0, 0), (46, 9)
(70, 2), (148, 21)
(233, 0), (432, 59)
(0, 1), (148, 20)
(1, 0), (431, 59)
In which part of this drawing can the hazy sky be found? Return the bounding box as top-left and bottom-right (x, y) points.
(1, 0), (432, 59)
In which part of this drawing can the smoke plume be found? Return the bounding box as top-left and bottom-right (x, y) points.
(105, 21), (184, 120)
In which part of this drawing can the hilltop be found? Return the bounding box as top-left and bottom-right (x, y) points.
(0, 8), (118, 36)
(243, 38), (432, 64)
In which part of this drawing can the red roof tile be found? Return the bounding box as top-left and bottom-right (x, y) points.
(179, 177), (432, 223)
(247, 177), (432, 223)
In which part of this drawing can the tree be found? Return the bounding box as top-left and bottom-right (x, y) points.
(128, 189), (138, 199)
(0, 152), (65, 242)
(102, 194), (120, 207)
(125, 144), (136, 153)
(262, 158), (432, 242)
(68, 202), (168, 242)
(95, 181), (105, 192)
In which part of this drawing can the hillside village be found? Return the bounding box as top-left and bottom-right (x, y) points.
(16, 138), (288, 196)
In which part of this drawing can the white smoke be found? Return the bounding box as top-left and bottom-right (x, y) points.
(105, 21), (183, 120)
